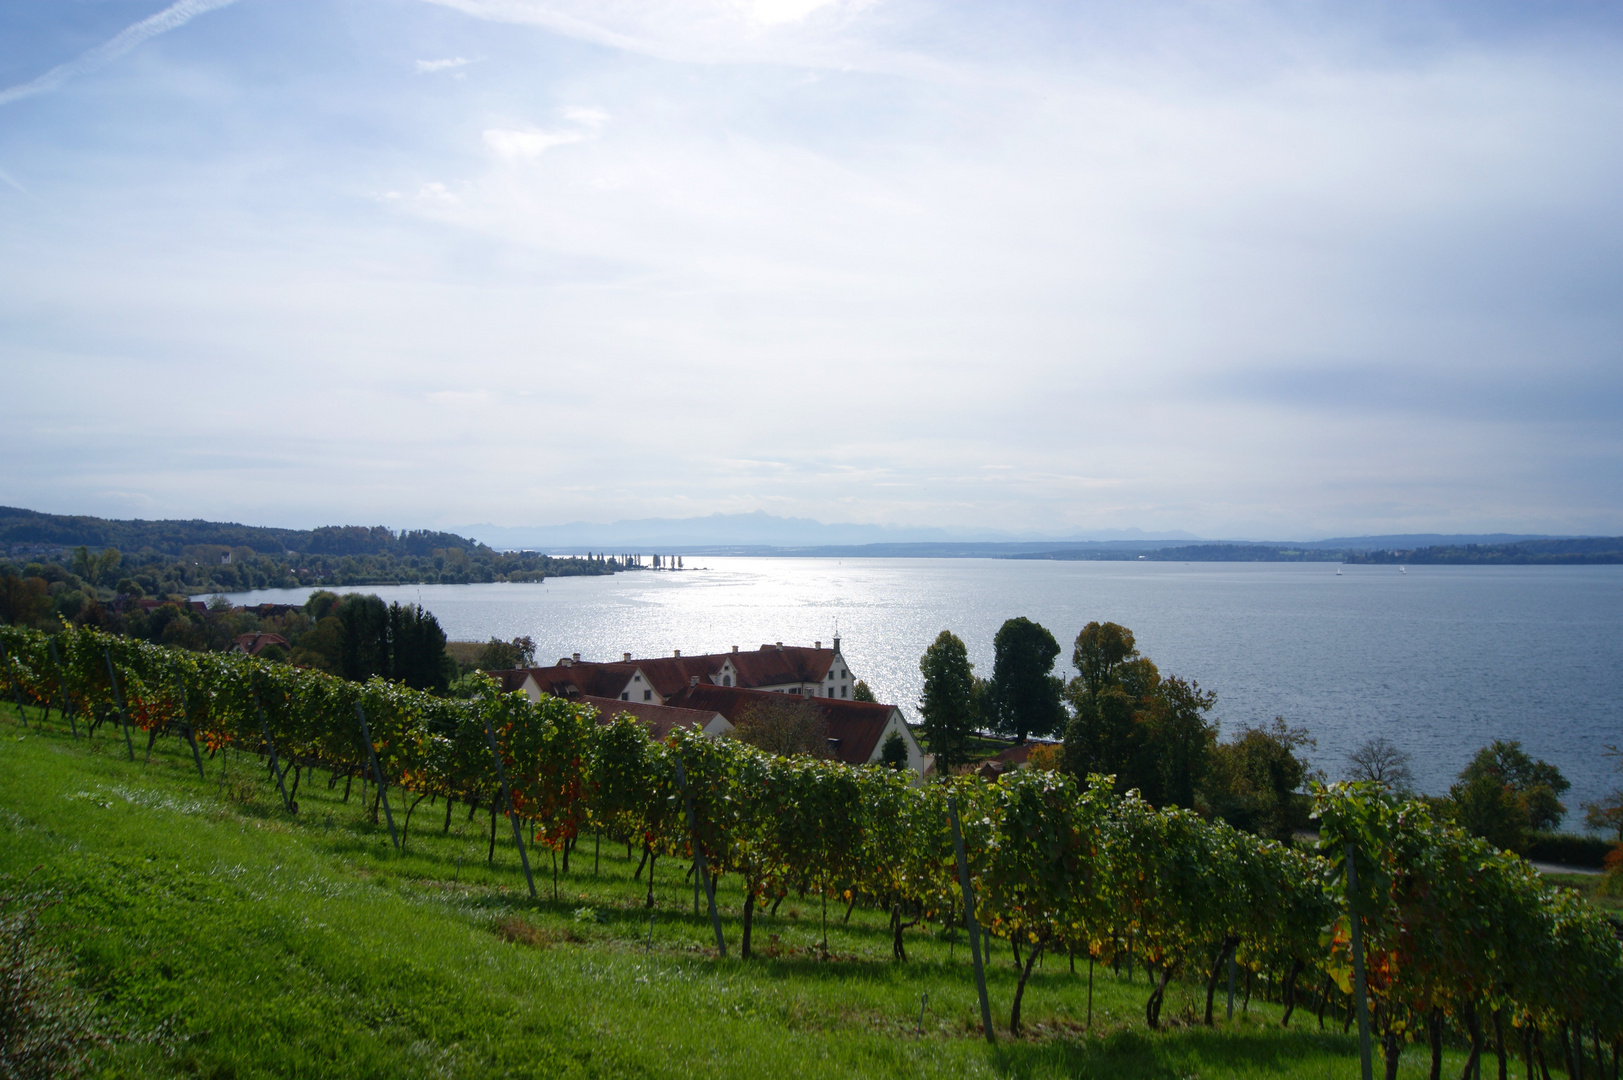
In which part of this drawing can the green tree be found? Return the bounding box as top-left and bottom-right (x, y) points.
(1062, 621), (1218, 810)
(475, 635), (535, 670)
(0, 571), (51, 627)
(1137, 676), (1217, 810)
(879, 730), (908, 770)
(1062, 686), (1138, 787)
(1201, 717), (1315, 841)
(1445, 768), (1533, 852)
(984, 616), (1067, 743)
(387, 602), (450, 692)
(1071, 621), (1138, 695)
(335, 593), (390, 681)
(850, 680), (876, 703)
(918, 630), (978, 775)
(1457, 739), (1569, 831)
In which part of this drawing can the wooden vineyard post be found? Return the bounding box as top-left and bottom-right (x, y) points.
(481, 715), (536, 898)
(103, 648), (136, 760)
(1345, 841), (1374, 1080)
(255, 691), (295, 813)
(354, 703), (399, 850)
(1, 640), (28, 725)
(171, 665), (205, 780)
(948, 795), (995, 1044)
(1227, 951), (1236, 1021)
(48, 639), (77, 739)
(675, 758), (726, 958)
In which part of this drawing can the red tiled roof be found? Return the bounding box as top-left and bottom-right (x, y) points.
(512, 663), (643, 700)
(231, 632), (289, 656)
(660, 683), (900, 767)
(721, 646), (835, 687)
(573, 696), (725, 741)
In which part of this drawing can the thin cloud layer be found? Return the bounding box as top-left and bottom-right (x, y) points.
(0, 1), (1618, 536)
(0, 0), (243, 107)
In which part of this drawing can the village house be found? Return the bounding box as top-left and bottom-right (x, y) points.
(229, 632), (289, 656)
(490, 638), (930, 776)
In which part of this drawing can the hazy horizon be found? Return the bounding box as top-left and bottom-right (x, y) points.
(3, 2), (1620, 536)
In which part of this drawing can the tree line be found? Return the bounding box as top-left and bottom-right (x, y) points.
(917, 617), (1616, 858)
(918, 620), (1317, 840)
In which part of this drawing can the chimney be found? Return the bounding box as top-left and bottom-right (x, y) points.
(776, 641), (783, 649)
(561, 657), (572, 667)
(815, 641), (821, 649)
(731, 645), (739, 653)
(623, 652), (631, 662)
(833, 636), (840, 652)
(690, 675), (699, 687)
(572, 653), (581, 663)
(674, 649), (681, 658)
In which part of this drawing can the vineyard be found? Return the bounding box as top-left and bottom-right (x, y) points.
(2, 622), (1622, 1079)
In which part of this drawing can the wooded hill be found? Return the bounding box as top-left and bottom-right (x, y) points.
(0, 507), (621, 596)
(1011, 538), (1623, 564)
(1345, 538), (1623, 564)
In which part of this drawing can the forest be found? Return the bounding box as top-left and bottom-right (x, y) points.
(0, 506), (624, 620)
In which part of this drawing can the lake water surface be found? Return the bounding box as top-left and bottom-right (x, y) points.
(219, 558), (1623, 818)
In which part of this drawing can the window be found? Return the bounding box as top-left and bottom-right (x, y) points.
(842, 669), (848, 678)
(841, 686), (847, 698)
(633, 674), (641, 682)
(723, 675), (731, 686)
(621, 693), (629, 701)
(643, 689), (652, 701)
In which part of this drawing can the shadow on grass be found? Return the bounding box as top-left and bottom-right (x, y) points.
(990, 1024), (1358, 1078)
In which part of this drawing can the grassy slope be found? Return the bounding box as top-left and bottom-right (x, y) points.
(1, 706), (1474, 1080)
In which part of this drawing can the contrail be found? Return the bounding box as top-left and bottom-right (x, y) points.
(0, 165), (36, 199)
(0, 0), (244, 108)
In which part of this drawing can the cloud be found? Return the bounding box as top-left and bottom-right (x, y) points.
(0, 0), (243, 108)
(3, 2), (1622, 537)
(0, 165), (34, 199)
(482, 127), (585, 159)
(417, 0), (898, 70)
(416, 56), (475, 73)
(561, 106), (609, 128)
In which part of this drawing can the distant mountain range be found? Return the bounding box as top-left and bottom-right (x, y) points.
(5, 506), (1615, 564)
(455, 512), (1202, 551)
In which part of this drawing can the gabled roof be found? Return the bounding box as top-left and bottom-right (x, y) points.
(722, 645), (835, 687)
(660, 683), (900, 767)
(513, 663), (644, 700)
(231, 632), (289, 656)
(574, 696), (725, 741)
(615, 655), (729, 698)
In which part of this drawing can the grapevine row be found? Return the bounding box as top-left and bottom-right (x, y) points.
(2, 623), (1619, 1061)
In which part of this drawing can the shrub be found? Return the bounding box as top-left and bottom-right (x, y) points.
(1525, 831), (1616, 868)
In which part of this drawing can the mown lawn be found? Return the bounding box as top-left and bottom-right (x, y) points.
(1, 706), (1476, 1079)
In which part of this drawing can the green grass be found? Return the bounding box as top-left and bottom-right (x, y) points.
(1542, 871), (1623, 914)
(1, 706), (1478, 1079)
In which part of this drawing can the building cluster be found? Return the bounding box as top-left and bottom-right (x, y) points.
(491, 637), (930, 775)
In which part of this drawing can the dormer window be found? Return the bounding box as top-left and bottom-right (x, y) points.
(723, 675), (731, 686)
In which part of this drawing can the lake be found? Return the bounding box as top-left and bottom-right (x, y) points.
(217, 558), (1623, 819)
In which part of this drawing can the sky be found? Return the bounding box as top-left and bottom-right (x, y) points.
(1, 1), (1620, 540)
